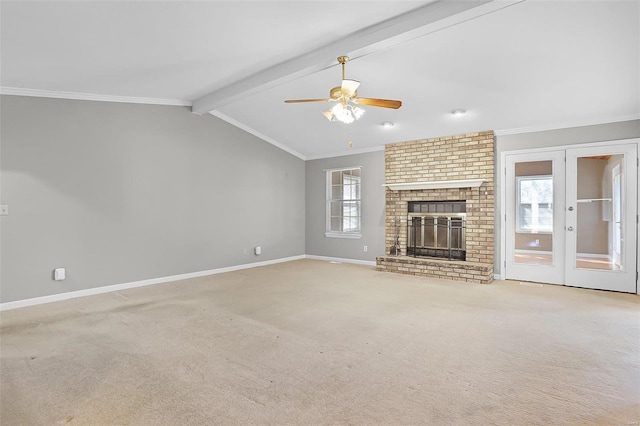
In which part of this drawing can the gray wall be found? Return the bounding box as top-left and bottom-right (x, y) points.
(305, 150), (385, 262)
(2, 94), (636, 302)
(0, 95), (305, 303)
(495, 119), (640, 275)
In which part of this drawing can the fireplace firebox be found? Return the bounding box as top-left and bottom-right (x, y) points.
(407, 201), (466, 261)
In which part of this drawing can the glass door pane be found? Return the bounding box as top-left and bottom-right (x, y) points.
(513, 161), (554, 266)
(574, 154), (623, 271)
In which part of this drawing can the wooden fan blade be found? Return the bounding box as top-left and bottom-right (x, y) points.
(353, 98), (402, 109)
(284, 98), (330, 103)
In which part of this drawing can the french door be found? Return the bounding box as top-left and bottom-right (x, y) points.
(565, 144), (637, 292)
(505, 151), (566, 285)
(505, 142), (638, 293)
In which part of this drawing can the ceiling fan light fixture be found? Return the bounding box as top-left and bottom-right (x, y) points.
(322, 102), (362, 124)
(333, 103), (355, 124)
(331, 102), (346, 115)
(352, 106), (365, 120)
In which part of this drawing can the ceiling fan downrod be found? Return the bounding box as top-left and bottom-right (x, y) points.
(337, 56), (349, 80)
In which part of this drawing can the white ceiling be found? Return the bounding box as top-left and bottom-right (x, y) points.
(2, 1), (638, 160)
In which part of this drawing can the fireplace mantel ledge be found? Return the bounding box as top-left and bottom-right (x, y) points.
(383, 179), (486, 191)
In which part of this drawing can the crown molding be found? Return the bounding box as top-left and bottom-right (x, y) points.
(0, 86), (192, 107)
(494, 114), (640, 136)
(209, 111), (307, 160)
(305, 145), (385, 161)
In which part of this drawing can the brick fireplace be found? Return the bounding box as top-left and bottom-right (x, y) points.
(376, 131), (495, 284)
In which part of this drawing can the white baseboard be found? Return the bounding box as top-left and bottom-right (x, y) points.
(0, 255), (305, 312)
(304, 254), (377, 267)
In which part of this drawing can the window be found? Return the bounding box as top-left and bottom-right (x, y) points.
(517, 176), (553, 233)
(326, 167), (361, 238)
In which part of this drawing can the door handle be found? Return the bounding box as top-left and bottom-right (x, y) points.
(568, 206), (574, 211)
(567, 226), (574, 231)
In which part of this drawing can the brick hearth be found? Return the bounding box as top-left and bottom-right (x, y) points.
(377, 131), (495, 284)
(376, 256), (493, 284)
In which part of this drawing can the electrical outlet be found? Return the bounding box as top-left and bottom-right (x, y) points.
(53, 268), (66, 281)
(363, 245), (368, 252)
(0, 205), (8, 216)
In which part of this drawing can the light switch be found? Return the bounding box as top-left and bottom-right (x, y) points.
(0, 205), (8, 216)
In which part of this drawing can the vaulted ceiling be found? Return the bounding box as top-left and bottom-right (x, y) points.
(2, 1), (638, 159)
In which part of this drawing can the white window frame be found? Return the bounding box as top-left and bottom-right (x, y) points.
(516, 175), (553, 234)
(325, 166), (362, 239)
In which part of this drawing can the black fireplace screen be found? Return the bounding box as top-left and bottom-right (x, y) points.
(407, 201), (466, 261)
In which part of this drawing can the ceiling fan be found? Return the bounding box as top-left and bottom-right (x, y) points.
(284, 56), (402, 123)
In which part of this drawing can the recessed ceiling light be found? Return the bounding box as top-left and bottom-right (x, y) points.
(450, 109), (467, 117)
(381, 121), (395, 128)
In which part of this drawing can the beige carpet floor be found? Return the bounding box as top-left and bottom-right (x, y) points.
(1, 259), (639, 425)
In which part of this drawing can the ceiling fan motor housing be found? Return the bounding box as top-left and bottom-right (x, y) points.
(330, 86), (357, 101)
